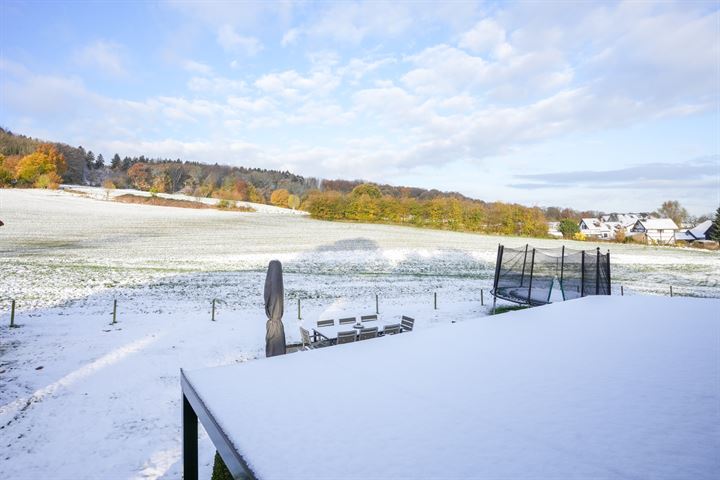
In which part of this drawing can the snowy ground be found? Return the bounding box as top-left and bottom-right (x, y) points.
(1, 188), (719, 479)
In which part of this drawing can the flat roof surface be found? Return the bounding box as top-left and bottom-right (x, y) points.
(184, 296), (720, 479)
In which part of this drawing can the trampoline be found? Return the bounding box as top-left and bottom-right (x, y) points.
(491, 244), (611, 307)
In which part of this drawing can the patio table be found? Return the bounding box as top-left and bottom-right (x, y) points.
(312, 319), (395, 342)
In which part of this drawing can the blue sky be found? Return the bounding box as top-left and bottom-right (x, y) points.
(1, 0), (718, 214)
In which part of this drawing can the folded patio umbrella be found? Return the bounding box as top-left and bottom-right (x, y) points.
(264, 260), (286, 357)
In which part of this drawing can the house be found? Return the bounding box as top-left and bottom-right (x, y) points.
(579, 218), (614, 239)
(547, 222), (563, 238)
(630, 218), (679, 245)
(676, 220), (714, 242)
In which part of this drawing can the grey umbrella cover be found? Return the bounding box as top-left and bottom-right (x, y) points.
(264, 260), (286, 357)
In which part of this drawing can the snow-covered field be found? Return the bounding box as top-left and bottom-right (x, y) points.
(1, 188), (719, 479)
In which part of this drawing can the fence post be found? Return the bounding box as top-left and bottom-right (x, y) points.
(480, 289), (484, 306)
(560, 246), (565, 300)
(526, 248), (536, 305)
(10, 299), (16, 328)
(434, 292), (437, 310)
(111, 299), (117, 325)
(520, 244), (529, 287)
(580, 250), (586, 297)
(297, 298), (301, 320)
(375, 294), (379, 315)
(621, 285), (624, 296)
(670, 286), (673, 297)
(211, 299), (216, 321)
(596, 247), (600, 295)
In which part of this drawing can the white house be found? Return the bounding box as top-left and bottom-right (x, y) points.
(547, 222), (564, 238)
(676, 220), (713, 242)
(630, 218), (679, 245)
(579, 218), (614, 240)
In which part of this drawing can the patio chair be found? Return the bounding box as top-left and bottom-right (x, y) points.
(336, 330), (357, 344)
(401, 316), (415, 332)
(358, 327), (378, 340)
(317, 319), (334, 327)
(339, 317), (356, 325)
(361, 314), (377, 322)
(299, 327), (332, 350)
(382, 323), (401, 335)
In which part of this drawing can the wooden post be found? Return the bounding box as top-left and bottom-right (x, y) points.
(621, 285), (624, 296)
(10, 299), (15, 328)
(434, 292), (437, 310)
(111, 299), (117, 325)
(297, 298), (301, 320)
(670, 286), (673, 297)
(375, 294), (379, 314)
(211, 299), (216, 321)
(480, 289), (484, 306)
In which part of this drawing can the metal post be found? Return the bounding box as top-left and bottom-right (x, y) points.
(560, 245), (565, 300)
(297, 298), (301, 320)
(375, 294), (379, 314)
(491, 244), (503, 315)
(211, 299), (216, 321)
(111, 299), (117, 325)
(480, 289), (484, 306)
(670, 286), (673, 297)
(520, 244), (529, 286)
(580, 250), (585, 297)
(183, 393), (199, 480)
(526, 248), (536, 305)
(10, 299), (15, 328)
(596, 247), (600, 295)
(606, 250), (611, 295)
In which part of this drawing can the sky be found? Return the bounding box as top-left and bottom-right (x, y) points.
(1, 0), (718, 215)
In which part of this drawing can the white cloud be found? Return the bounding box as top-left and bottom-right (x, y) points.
(254, 69), (340, 100)
(458, 19), (508, 57)
(281, 28), (300, 46)
(181, 60), (213, 75)
(73, 40), (127, 76)
(187, 76), (246, 95)
(217, 25), (263, 55)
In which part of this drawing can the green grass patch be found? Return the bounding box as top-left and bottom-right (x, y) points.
(492, 304), (530, 315)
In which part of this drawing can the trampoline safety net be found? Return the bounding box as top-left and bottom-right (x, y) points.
(491, 244), (611, 306)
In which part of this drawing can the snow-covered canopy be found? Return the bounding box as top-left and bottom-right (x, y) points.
(184, 295), (719, 479)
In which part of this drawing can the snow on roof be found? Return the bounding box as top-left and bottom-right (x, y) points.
(636, 218), (679, 230)
(689, 220), (713, 238)
(184, 295), (720, 479)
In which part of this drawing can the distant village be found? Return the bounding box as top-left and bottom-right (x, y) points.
(548, 213), (717, 247)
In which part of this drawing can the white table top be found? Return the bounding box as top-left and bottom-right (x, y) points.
(183, 296), (720, 479)
(312, 320), (397, 340)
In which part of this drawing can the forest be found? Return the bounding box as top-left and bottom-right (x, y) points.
(0, 127), (602, 236)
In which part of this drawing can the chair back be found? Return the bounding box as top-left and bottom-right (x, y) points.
(337, 330), (357, 344)
(317, 319), (334, 327)
(401, 316), (415, 332)
(383, 323), (401, 335)
(358, 327), (378, 340)
(300, 327), (311, 347)
(339, 317), (356, 325)
(361, 314), (377, 322)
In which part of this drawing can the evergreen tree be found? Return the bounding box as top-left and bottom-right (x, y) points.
(110, 153), (121, 170)
(85, 151), (95, 170)
(94, 153), (105, 169)
(711, 206), (720, 242)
